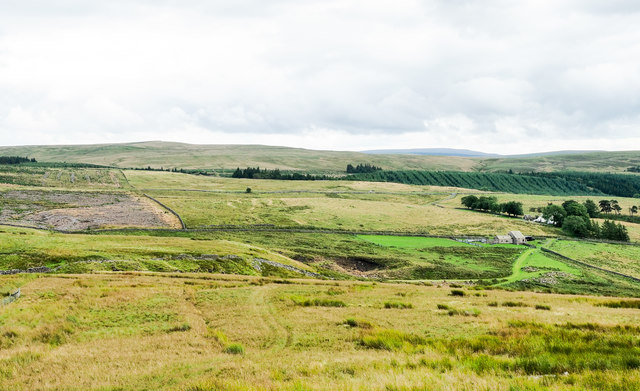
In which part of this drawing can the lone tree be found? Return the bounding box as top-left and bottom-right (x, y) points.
(460, 195), (479, 209)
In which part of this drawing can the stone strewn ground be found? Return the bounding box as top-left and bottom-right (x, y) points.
(0, 190), (181, 230)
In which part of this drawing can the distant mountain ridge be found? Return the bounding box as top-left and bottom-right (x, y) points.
(362, 148), (605, 158)
(362, 148), (501, 157)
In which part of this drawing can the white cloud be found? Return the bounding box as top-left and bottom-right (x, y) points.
(0, 0), (639, 153)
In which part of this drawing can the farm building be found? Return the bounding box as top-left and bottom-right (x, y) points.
(508, 230), (527, 245)
(492, 231), (527, 245)
(494, 235), (512, 244)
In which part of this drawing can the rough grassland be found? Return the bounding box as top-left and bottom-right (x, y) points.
(1, 273), (640, 390)
(549, 240), (640, 279)
(0, 226), (313, 274)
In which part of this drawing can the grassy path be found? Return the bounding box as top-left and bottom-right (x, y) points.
(248, 285), (292, 351)
(502, 246), (537, 284)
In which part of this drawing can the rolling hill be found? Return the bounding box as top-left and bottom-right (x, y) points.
(0, 141), (639, 174)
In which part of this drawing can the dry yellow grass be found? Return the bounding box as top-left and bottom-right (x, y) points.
(2, 273), (639, 390)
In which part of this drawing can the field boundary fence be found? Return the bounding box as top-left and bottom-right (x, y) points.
(142, 194), (186, 229)
(540, 247), (640, 283)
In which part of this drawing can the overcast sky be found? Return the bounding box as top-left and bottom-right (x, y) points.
(1, 1), (639, 153)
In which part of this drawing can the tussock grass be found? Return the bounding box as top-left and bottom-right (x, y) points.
(3, 273), (640, 390)
(342, 318), (374, 329)
(290, 296), (346, 307)
(450, 289), (465, 297)
(166, 323), (191, 332)
(597, 300), (640, 309)
(383, 301), (413, 309)
(326, 287), (345, 296)
(535, 304), (551, 311)
(502, 301), (528, 307)
(223, 343), (245, 355)
(436, 304), (480, 317)
(358, 328), (428, 352)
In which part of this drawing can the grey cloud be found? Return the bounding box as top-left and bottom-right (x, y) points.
(0, 0), (639, 152)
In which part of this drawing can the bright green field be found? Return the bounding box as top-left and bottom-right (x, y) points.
(505, 246), (582, 283)
(358, 235), (472, 248)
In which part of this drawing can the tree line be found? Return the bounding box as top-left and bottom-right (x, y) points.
(347, 170), (599, 195)
(346, 163), (382, 173)
(460, 195), (524, 217)
(0, 156), (36, 164)
(231, 167), (328, 180)
(525, 171), (640, 198)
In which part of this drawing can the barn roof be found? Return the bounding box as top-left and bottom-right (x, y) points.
(508, 231), (526, 239)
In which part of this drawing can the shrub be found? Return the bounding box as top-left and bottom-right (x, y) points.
(384, 302), (413, 309)
(450, 290), (465, 297)
(224, 343), (245, 355)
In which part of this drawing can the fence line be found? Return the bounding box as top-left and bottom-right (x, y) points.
(142, 194), (186, 229)
(540, 247), (640, 283)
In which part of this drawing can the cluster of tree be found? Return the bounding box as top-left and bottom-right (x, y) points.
(0, 156), (36, 164)
(461, 195), (524, 217)
(346, 163), (382, 173)
(231, 167), (327, 180)
(527, 171), (640, 198)
(541, 200), (629, 241)
(347, 170), (597, 195)
(130, 166), (216, 175)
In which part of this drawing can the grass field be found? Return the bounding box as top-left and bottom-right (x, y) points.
(2, 273), (640, 390)
(3, 153), (640, 390)
(549, 240), (640, 280)
(128, 170), (535, 234)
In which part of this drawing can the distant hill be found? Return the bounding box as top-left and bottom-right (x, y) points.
(362, 148), (501, 157)
(0, 141), (478, 173)
(0, 141), (637, 174)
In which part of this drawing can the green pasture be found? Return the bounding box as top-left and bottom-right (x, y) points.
(549, 240), (640, 279)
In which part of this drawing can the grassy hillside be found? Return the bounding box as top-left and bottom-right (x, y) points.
(477, 151), (640, 173)
(2, 141), (639, 173)
(0, 141), (477, 173)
